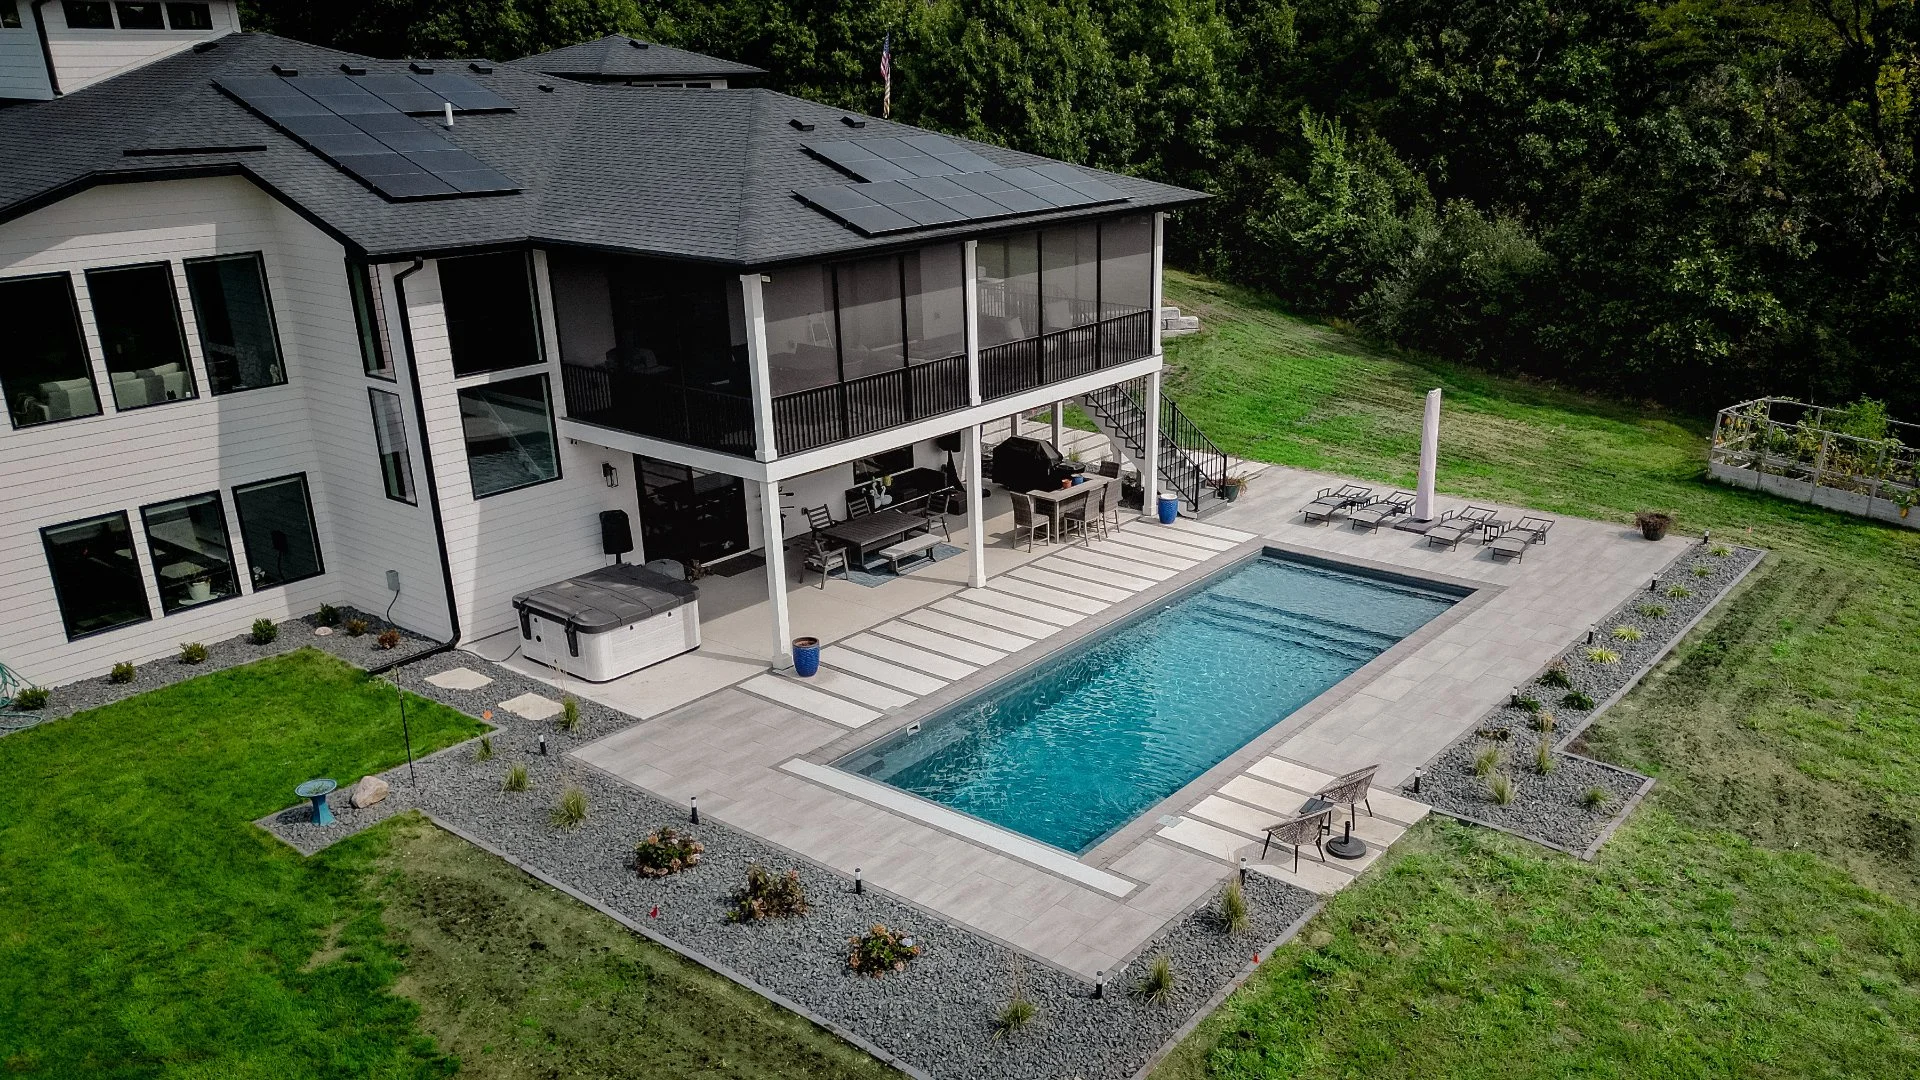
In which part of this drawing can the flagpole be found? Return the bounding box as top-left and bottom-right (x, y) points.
(881, 32), (892, 119)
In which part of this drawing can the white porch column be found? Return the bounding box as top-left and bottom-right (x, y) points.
(1143, 370), (1162, 518)
(1150, 212), (1166, 357)
(1051, 402), (1064, 448)
(964, 423), (987, 587)
(741, 273), (778, 463)
(759, 478), (792, 668)
(964, 240), (982, 407)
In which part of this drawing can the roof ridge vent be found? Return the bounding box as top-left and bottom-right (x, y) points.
(789, 118), (815, 132)
(271, 65), (298, 77)
(339, 63), (367, 75)
(840, 116), (865, 129)
(538, 83), (555, 92)
(469, 61), (494, 74)
(628, 39), (651, 49)
(409, 62), (435, 74)
(192, 40), (220, 53)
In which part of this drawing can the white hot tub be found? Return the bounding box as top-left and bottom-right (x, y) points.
(512, 564), (700, 682)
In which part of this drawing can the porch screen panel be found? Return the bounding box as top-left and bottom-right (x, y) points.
(1099, 214), (1153, 316)
(904, 244), (964, 362)
(834, 255), (905, 382)
(976, 232), (1039, 348)
(762, 264), (838, 395)
(1040, 223), (1099, 334)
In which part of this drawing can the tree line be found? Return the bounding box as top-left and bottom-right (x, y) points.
(246, 1), (1920, 417)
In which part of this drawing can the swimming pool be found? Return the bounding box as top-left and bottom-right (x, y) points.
(836, 553), (1461, 852)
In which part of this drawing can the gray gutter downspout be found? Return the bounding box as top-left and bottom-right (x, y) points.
(29, 1), (60, 96)
(366, 258), (462, 676)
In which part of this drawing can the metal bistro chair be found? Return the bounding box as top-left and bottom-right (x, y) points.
(1310, 763), (1380, 858)
(1059, 489), (1096, 546)
(800, 535), (850, 589)
(1010, 492), (1051, 551)
(1261, 806), (1335, 871)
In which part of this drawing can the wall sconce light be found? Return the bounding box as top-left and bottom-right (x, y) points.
(602, 462), (619, 488)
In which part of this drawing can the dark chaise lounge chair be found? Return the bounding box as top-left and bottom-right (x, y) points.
(1348, 491), (1416, 532)
(1301, 484), (1373, 524)
(1426, 506), (1499, 549)
(1490, 515), (1554, 562)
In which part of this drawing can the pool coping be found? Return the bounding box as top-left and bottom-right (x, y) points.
(793, 535), (1497, 883)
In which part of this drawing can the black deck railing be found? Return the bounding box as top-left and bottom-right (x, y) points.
(1082, 376), (1229, 512)
(772, 354), (969, 453)
(980, 309), (1153, 402)
(561, 363), (755, 456)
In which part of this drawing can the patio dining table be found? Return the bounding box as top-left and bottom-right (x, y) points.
(1028, 475), (1114, 535)
(819, 507), (930, 566)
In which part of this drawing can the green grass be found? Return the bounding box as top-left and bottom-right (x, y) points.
(1152, 271), (1920, 1077)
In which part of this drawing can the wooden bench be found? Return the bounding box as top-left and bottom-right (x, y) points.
(878, 533), (941, 573)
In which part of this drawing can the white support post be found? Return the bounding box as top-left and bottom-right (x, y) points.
(963, 240), (982, 407)
(1143, 370), (1162, 519)
(1051, 401), (1064, 448)
(741, 273), (778, 463)
(964, 423), (987, 587)
(1150, 212), (1166, 358)
(759, 478), (792, 668)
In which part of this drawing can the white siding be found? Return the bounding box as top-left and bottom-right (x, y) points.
(42, 2), (238, 95)
(0, 175), (447, 688)
(0, 5), (53, 101)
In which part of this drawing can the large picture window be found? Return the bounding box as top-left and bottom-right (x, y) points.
(185, 254), (285, 395)
(62, 1), (113, 29)
(440, 251), (542, 376)
(348, 262), (391, 378)
(164, 2), (210, 29)
(85, 263), (197, 410)
(140, 491), (238, 614)
(232, 474), (324, 589)
(368, 388), (415, 503)
(42, 511), (150, 639)
(459, 374), (559, 497)
(113, 2), (162, 28)
(1, 273), (101, 429)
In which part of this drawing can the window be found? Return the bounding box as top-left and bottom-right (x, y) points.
(762, 264), (838, 395)
(42, 512), (150, 639)
(62, 1), (112, 28)
(1099, 214), (1153, 315)
(976, 232), (1040, 348)
(85, 263), (197, 410)
(140, 492), (238, 614)
(164, 1), (209, 29)
(1, 2), (22, 29)
(439, 251), (542, 376)
(232, 474), (324, 589)
(113, 1), (161, 28)
(347, 262), (391, 378)
(1, 273), (101, 428)
(184, 254), (285, 395)
(459, 374), (559, 496)
(853, 446), (915, 484)
(367, 388), (415, 503)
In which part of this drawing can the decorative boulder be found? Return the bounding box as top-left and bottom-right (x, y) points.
(350, 774), (390, 809)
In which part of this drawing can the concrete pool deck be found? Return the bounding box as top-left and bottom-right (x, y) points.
(538, 467), (1683, 979)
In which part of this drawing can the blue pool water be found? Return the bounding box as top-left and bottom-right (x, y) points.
(837, 555), (1460, 853)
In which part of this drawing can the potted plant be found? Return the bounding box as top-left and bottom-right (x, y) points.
(185, 572), (213, 604)
(792, 636), (820, 677)
(1221, 474), (1250, 503)
(1634, 510), (1673, 541)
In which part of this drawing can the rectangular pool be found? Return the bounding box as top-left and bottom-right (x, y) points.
(836, 553), (1461, 852)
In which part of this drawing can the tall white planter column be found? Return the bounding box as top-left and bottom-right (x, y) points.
(1414, 388), (1441, 522)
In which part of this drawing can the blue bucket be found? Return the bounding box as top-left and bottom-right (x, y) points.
(1156, 493), (1180, 525)
(792, 637), (821, 677)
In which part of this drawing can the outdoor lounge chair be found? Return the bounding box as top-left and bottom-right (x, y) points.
(1260, 806), (1335, 871)
(1425, 506), (1498, 549)
(1010, 492), (1051, 551)
(1489, 515), (1554, 562)
(1348, 491), (1416, 532)
(1301, 484), (1373, 524)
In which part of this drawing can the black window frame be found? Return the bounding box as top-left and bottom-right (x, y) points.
(458, 373), (563, 499)
(138, 489), (242, 616)
(183, 251), (288, 397)
(163, 1), (209, 29)
(367, 387), (416, 504)
(83, 260), (199, 412)
(346, 261), (393, 379)
(0, 271), (103, 430)
(231, 472), (327, 590)
(439, 250), (546, 377)
(1, 2), (23, 29)
(62, 1), (112, 28)
(40, 510), (152, 641)
(112, 1), (162, 28)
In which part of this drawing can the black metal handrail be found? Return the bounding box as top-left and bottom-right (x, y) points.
(561, 363), (755, 456)
(1082, 375), (1229, 512)
(772, 354), (968, 453)
(980, 309), (1153, 402)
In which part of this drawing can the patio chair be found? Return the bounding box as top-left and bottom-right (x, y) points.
(802, 505), (837, 534)
(1489, 515), (1554, 562)
(1097, 478), (1123, 530)
(1311, 764), (1378, 830)
(799, 536), (849, 588)
(1082, 483), (1113, 540)
(1348, 491), (1416, 532)
(1260, 806), (1335, 871)
(898, 495), (949, 541)
(846, 490), (875, 518)
(1060, 489), (1096, 546)
(1010, 492), (1051, 551)
(1301, 484), (1373, 525)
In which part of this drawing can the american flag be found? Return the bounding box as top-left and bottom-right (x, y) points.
(880, 32), (891, 119)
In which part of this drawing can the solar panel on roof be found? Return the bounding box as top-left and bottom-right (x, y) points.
(353, 74), (446, 114)
(408, 72), (515, 112)
(803, 132), (1002, 183)
(793, 162), (1127, 236)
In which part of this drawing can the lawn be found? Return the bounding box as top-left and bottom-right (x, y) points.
(0, 650), (887, 1079)
(1151, 271), (1920, 1077)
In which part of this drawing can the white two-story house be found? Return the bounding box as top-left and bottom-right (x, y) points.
(0, 16), (1208, 690)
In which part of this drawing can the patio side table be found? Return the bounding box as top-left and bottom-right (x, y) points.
(296, 778), (338, 826)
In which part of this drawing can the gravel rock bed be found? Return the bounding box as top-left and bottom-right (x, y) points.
(263, 650), (1320, 1080)
(1411, 541), (1762, 853)
(1, 607), (435, 736)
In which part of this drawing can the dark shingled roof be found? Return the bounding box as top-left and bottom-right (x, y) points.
(0, 33), (1205, 267)
(517, 34), (765, 81)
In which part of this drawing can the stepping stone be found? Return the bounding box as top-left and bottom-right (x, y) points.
(1111, 528), (1227, 558)
(1219, 775), (1312, 817)
(899, 609), (1038, 652)
(838, 633), (977, 680)
(1250, 853), (1356, 896)
(1164, 517), (1256, 544)
(499, 692), (562, 721)
(1155, 816), (1253, 863)
(1006, 566), (1134, 603)
(426, 666), (493, 691)
(740, 673), (883, 729)
(821, 646), (949, 695)
(868, 622), (1006, 667)
(988, 577), (1108, 615)
(798, 666), (915, 710)
(931, 596), (1060, 640)
(1051, 546), (1174, 583)
(1246, 756), (1335, 796)
(959, 587), (1083, 626)
(1083, 539), (1195, 571)
(1186, 794), (1280, 838)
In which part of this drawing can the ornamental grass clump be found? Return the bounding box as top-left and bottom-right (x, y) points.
(474, 736), (494, 762)
(1692, 564), (1713, 578)
(1612, 625), (1644, 643)
(1709, 543), (1733, 557)
(550, 785), (589, 830)
(1134, 954), (1176, 1005)
(633, 825), (703, 877)
(1561, 689), (1596, 710)
(729, 864), (809, 922)
(1473, 745), (1501, 776)
(1540, 662), (1572, 689)
(557, 695), (581, 733)
(1581, 786), (1611, 810)
(1487, 772), (1515, 805)
(1514, 693), (1542, 713)
(847, 924), (920, 977)
(502, 762), (529, 793)
(1585, 647), (1622, 665)
(1666, 584), (1693, 599)
(1218, 879), (1249, 934)
(1534, 741), (1555, 775)
(1531, 709), (1556, 734)
(1637, 602), (1669, 618)
(994, 993), (1037, 1040)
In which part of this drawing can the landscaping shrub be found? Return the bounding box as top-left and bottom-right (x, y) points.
(1585, 647), (1622, 665)
(1540, 662), (1572, 689)
(550, 785), (589, 829)
(633, 825), (703, 877)
(1218, 878), (1249, 934)
(1581, 786), (1611, 810)
(345, 618), (369, 637)
(179, 642), (208, 664)
(847, 924), (920, 977)
(1473, 745), (1501, 776)
(376, 629), (401, 651)
(1133, 954), (1176, 1005)
(1487, 772), (1515, 805)
(1637, 602), (1669, 618)
(729, 864), (809, 922)
(1612, 625), (1643, 642)
(1514, 693), (1542, 713)
(1561, 690), (1596, 710)
(108, 662), (135, 685)
(250, 618), (278, 645)
(558, 695), (581, 733)
(502, 762), (529, 792)
(1665, 584), (1693, 599)
(12, 686), (49, 711)
(315, 604), (340, 626)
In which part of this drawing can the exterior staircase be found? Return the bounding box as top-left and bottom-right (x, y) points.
(1081, 378), (1231, 516)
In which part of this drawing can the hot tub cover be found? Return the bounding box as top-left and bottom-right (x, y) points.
(512, 563), (698, 633)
